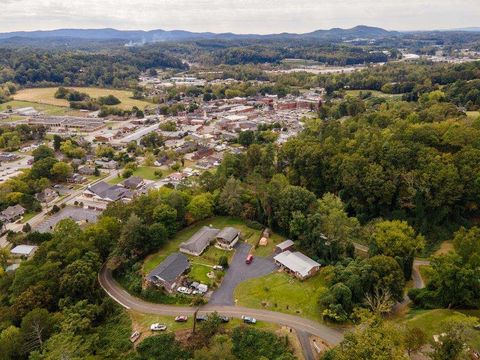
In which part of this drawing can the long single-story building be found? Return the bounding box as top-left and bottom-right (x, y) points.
(273, 250), (321, 280)
(215, 227), (240, 250)
(147, 252), (190, 293)
(179, 226), (220, 256)
(11, 244), (38, 258)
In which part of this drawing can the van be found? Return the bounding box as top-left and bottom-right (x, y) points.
(245, 254), (253, 264)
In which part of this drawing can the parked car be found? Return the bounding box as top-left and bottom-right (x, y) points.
(150, 323), (167, 331)
(196, 314), (208, 322)
(177, 286), (192, 295)
(213, 265), (223, 270)
(219, 315), (230, 323)
(241, 315), (256, 324)
(245, 254), (254, 264)
(175, 316), (188, 322)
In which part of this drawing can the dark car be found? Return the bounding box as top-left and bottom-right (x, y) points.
(196, 314), (208, 322)
(219, 315), (230, 323)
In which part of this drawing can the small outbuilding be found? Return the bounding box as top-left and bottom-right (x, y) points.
(275, 239), (295, 253)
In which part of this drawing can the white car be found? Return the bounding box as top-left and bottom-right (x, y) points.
(177, 286), (192, 295)
(150, 323), (167, 331)
(241, 315), (257, 324)
(213, 265), (224, 270)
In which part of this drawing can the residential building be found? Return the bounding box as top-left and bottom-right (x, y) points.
(10, 245), (38, 258)
(121, 176), (144, 190)
(147, 252), (190, 293)
(0, 204), (26, 223)
(273, 250), (321, 280)
(179, 226), (220, 256)
(215, 227), (240, 250)
(84, 181), (133, 202)
(35, 188), (58, 204)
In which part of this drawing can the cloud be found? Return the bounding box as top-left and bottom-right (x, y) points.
(0, 0), (479, 33)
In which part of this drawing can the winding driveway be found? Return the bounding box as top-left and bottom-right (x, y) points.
(98, 265), (344, 346)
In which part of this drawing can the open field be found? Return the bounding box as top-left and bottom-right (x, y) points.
(14, 87), (152, 110)
(345, 89), (404, 98)
(234, 271), (328, 322)
(404, 309), (480, 351)
(467, 111), (480, 119)
(0, 100), (82, 116)
(132, 166), (162, 180)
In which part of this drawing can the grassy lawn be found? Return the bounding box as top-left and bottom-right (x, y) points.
(132, 166), (162, 180)
(143, 217), (262, 275)
(189, 263), (216, 285)
(0, 100), (81, 116)
(345, 89), (404, 98)
(234, 271), (328, 322)
(21, 211), (40, 223)
(14, 87), (152, 111)
(254, 232), (286, 257)
(107, 175), (125, 185)
(404, 309), (480, 351)
(467, 111), (480, 119)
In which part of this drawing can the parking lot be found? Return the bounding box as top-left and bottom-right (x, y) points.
(209, 242), (277, 305)
(36, 206), (101, 232)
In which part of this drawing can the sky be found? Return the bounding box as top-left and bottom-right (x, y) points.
(0, 0), (479, 34)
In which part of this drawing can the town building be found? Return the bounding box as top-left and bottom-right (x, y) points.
(0, 204), (26, 223)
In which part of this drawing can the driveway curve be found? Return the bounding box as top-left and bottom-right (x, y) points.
(98, 265), (344, 345)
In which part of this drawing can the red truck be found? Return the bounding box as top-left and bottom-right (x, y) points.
(245, 254), (254, 264)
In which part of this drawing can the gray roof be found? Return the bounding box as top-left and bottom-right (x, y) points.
(87, 181), (133, 201)
(122, 176), (143, 189)
(276, 239), (295, 251)
(216, 227), (240, 244)
(273, 250), (320, 278)
(148, 252), (190, 283)
(180, 226), (220, 255)
(1, 204), (25, 219)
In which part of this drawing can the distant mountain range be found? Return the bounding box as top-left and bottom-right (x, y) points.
(0, 25), (399, 43)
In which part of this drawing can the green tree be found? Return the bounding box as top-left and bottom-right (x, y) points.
(186, 193), (214, 223)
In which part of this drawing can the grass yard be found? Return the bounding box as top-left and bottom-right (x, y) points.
(234, 271), (328, 322)
(21, 211), (40, 223)
(404, 309), (480, 351)
(132, 166), (162, 180)
(14, 87), (152, 111)
(254, 231), (286, 257)
(467, 111), (480, 119)
(189, 263), (216, 285)
(143, 217), (255, 274)
(0, 100), (81, 116)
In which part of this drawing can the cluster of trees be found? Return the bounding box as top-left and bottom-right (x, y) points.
(0, 144), (75, 213)
(0, 82), (16, 104)
(409, 226), (480, 309)
(0, 45), (187, 88)
(0, 124), (46, 151)
(55, 87), (122, 111)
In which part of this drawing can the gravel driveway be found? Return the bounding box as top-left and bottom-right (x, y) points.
(209, 242), (277, 305)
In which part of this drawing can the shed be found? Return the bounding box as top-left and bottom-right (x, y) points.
(275, 239), (295, 253)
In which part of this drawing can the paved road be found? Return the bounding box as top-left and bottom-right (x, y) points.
(297, 330), (315, 360)
(209, 242), (277, 305)
(98, 265), (344, 346)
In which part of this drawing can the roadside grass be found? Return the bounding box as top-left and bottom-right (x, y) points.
(21, 211), (40, 223)
(129, 311), (280, 337)
(143, 217), (262, 274)
(404, 309), (480, 350)
(14, 87), (152, 110)
(234, 270), (328, 322)
(0, 100), (81, 116)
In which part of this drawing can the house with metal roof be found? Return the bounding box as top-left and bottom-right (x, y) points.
(275, 239), (295, 254)
(273, 250), (321, 280)
(215, 227), (240, 250)
(179, 226), (220, 256)
(147, 252), (190, 293)
(10, 245), (38, 258)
